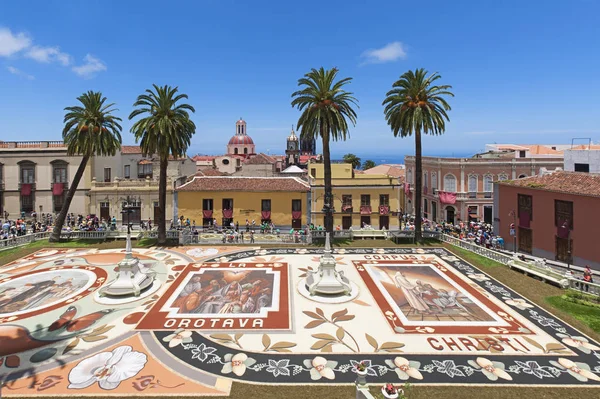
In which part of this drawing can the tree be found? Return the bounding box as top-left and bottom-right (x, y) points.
(343, 153), (361, 169)
(49, 92), (123, 242)
(129, 85), (196, 245)
(362, 159), (376, 170)
(292, 67), (358, 234)
(382, 68), (453, 242)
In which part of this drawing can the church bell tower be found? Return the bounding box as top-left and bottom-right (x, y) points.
(285, 126), (300, 167)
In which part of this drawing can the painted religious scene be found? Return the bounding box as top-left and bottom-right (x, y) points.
(0, 246), (599, 398)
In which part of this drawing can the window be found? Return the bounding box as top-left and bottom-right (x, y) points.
(431, 172), (438, 192)
(21, 163), (35, 183)
(555, 200), (573, 229)
(54, 192), (65, 212)
(222, 198), (233, 210)
(468, 175), (477, 198)
(443, 174), (456, 192)
(137, 162), (153, 178)
(518, 174), (527, 179)
(423, 172), (428, 189)
(574, 163), (590, 173)
(234, 148), (239, 154)
(222, 159), (230, 165)
(124, 165), (130, 179)
(361, 195), (371, 206)
(261, 199), (271, 211)
(483, 174), (493, 198)
(519, 150), (526, 158)
(21, 193), (33, 212)
(103, 167), (111, 183)
(53, 165), (67, 183)
(518, 194), (533, 221)
(310, 168), (316, 178)
(407, 169), (413, 184)
(498, 173), (508, 181)
(342, 194), (352, 211)
(292, 199), (302, 211)
(379, 194), (389, 206)
(202, 198), (213, 210)
(244, 147), (248, 155)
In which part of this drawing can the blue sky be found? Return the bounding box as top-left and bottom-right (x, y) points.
(1, 0), (599, 161)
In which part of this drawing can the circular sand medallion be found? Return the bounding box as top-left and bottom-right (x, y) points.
(297, 280), (360, 304)
(94, 279), (162, 305)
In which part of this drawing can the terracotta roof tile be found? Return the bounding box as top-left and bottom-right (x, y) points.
(363, 164), (405, 178)
(499, 171), (600, 197)
(244, 153), (277, 165)
(121, 145), (142, 154)
(195, 168), (228, 176)
(177, 176), (310, 192)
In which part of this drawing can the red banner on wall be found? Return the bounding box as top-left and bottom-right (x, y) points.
(21, 183), (32, 196)
(222, 209), (233, 218)
(438, 191), (457, 205)
(261, 211), (271, 220)
(360, 205), (372, 215)
(52, 183), (64, 196)
(202, 210), (213, 219)
(379, 205), (390, 215)
(292, 211), (302, 220)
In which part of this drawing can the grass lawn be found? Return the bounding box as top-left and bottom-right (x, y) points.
(2, 240), (600, 398)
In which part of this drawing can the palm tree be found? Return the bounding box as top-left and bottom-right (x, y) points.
(382, 68), (453, 242)
(362, 159), (376, 170)
(291, 67), (358, 234)
(343, 153), (361, 170)
(129, 84), (196, 245)
(49, 91), (122, 242)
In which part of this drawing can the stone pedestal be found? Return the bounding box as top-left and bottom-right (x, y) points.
(99, 232), (156, 297)
(304, 233), (352, 296)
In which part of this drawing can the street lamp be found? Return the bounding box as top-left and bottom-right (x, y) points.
(121, 197), (133, 235)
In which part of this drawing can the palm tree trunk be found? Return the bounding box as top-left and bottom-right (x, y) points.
(321, 125), (334, 235)
(157, 157), (168, 245)
(414, 129), (423, 243)
(49, 155), (89, 242)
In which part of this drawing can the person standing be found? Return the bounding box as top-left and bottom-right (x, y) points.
(250, 230), (255, 244)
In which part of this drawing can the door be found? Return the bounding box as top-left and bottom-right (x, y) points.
(432, 202), (437, 222)
(100, 202), (110, 221)
(129, 207), (141, 226)
(360, 215), (371, 228)
(556, 237), (572, 262)
(446, 206), (455, 223)
(518, 227), (532, 254)
(379, 215), (389, 230)
(484, 206), (493, 225)
(292, 218), (302, 229)
(342, 216), (352, 230)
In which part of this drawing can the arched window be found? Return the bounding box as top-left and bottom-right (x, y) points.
(518, 174), (527, 179)
(444, 174), (457, 192)
(468, 175), (478, 195)
(407, 169), (413, 184)
(234, 148), (238, 155)
(498, 173), (508, 181)
(244, 147), (248, 155)
(431, 172), (438, 192)
(484, 174), (493, 198)
(423, 171), (428, 189)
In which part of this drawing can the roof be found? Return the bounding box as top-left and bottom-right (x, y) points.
(177, 176), (310, 192)
(193, 155), (217, 162)
(300, 155), (320, 163)
(281, 165), (304, 174)
(228, 135), (254, 145)
(526, 145), (563, 155)
(570, 144), (600, 150)
(499, 171), (600, 197)
(195, 168), (228, 176)
(363, 164), (405, 178)
(244, 153), (276, 165)
(121, 145), (142, 154)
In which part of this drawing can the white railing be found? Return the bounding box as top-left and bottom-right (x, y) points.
(440, 234), (513, 265)
(141, 230), (180, 240)
(568, 279), (600, 296)
(0, 231), (52, 250)
(60, 231), (108, 240)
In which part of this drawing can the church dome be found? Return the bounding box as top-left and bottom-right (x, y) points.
(228, 135), (254, 145)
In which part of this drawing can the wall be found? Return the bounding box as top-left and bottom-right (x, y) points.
(177, 191), (309, 228)
(564, 150), (600, 173)
(233, 164), (277, 177)
(495, 183), (600, 270)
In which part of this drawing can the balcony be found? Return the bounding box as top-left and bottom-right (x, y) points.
(18, 182), (36, 193)
(455, 192), (494, 201)
(91, 177), (159, 189)
(360, 205), (372, 215)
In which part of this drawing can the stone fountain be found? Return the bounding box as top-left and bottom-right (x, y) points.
(99, 229), (156, 298)
(300, 232), (358, 303)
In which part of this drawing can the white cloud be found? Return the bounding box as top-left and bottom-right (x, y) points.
(361, 41), (407, 64)
(0, 27), (32, 57)
(7, 66), (34, 80)
(72, 54), (107, 78)
(25, 45), (71, 65)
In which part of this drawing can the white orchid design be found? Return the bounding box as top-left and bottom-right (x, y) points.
(304, 356), (337, 380)
(295, 248), (308, 254)
(162, 329), (193, 348)
(553, 358), (600, 382)
(385, 357), (423, 380)
(556, 334), (600, 354)
(68, 346), (147, 390)
(504, 298), (534, 310)
(221, 353), (256, 376)
(471, 357), (512, 381)
(186, 248), (219, 258)
(467, 273), (490, 282)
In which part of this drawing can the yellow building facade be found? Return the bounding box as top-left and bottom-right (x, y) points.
(176, 176), (310, 228)
(308, 162), (404, 230)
